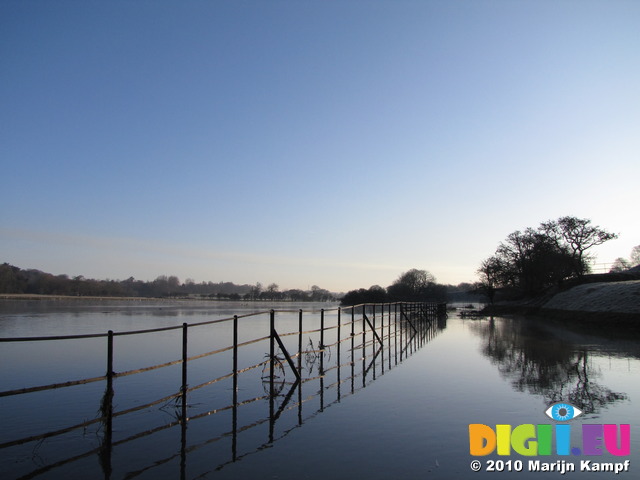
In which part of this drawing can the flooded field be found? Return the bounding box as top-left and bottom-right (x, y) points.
(1, 300), (639, 479)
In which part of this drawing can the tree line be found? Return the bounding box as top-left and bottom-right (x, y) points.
(0, 263), (336, 301)
(476, 216), (620, 302)
(340, 269), (454, 306)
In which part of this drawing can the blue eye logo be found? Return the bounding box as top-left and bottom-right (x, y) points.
(545, 403), (583, 422)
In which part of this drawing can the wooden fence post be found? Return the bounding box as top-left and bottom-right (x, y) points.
(298, 309), (303, 425)
(232, 315), (238, 461)
(181, 323), (188, 419)
(320, 308), (325, 350)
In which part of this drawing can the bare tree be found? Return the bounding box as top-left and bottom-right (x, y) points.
(610, 257), (631, 273)
(266, 283), (279, 300)
(477, 256), (504, 304)
(541, 216), (618, 276)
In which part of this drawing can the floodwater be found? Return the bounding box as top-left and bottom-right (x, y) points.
(1, 300), (639, 479)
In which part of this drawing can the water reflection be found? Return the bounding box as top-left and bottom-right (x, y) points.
(1, 304), (446, 479)
(468, 316), (629, 414)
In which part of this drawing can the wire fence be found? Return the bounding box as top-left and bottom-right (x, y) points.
(587, 261), (631, 273)
(0, 301), (447, 479)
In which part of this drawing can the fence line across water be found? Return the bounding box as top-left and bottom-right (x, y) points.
(0, 301), (447, 479)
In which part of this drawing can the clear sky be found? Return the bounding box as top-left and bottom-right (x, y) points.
(1, 0), (639, 292)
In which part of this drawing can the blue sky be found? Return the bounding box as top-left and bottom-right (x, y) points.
(2, 0), (639, 292)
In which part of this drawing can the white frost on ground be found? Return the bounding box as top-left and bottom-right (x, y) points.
(543, 280), (640, 314)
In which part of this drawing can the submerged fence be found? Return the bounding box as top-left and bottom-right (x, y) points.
(0, 301), (447, 479)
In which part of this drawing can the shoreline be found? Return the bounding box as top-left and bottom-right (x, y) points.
(0, 293), (203, 302)
(0, 294), (338, 305)
(483, 280), (640, 328)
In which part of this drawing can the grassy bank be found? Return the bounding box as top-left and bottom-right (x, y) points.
(482, 279), (640, 327)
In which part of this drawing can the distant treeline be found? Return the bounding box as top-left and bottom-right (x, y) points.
(340, 268), (481, 306)
(0, 263), (336, 301)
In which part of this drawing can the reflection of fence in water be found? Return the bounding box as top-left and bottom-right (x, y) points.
(0, 302), (446, 479)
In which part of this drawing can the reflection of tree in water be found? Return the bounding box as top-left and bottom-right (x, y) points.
(559, 350), (628, 414)
(470, 318), (627, 414)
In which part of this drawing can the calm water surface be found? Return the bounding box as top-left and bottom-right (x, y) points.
(1, 300), (639, 479)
